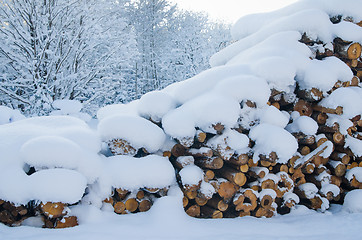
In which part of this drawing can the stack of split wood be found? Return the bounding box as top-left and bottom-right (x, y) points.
(0, 200), (78, 228)
(103, 187), (168, 215)
(167, 17), (362, 219)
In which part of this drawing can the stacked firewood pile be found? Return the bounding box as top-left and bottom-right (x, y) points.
(0, 200), (78, 228)
(167, 18), (362, 219)
(103, 187), (168, 215)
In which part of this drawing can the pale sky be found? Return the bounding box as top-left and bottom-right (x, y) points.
(170, 0), (299, 24)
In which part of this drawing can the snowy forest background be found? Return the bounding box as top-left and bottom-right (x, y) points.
(0, 0), (231, 116)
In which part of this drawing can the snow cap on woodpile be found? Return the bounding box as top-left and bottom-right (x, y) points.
(98, 115), (166, 153)
(98, 155), (176, 194)
(0, 116), (101, 205)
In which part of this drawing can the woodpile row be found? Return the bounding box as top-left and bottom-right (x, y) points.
(167, 17), (362, 219)
(0, 200), (78, 228)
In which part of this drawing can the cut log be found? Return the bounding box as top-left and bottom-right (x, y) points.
(187, 147), (213, 158)
(312, 105), (343, 115)
(302, 162), (315, 174)
(200, 206), (223, 219)
(114, 201), (126, 214)
(196, 130), (207, 143)
(254, 206), (274, 218)
(185, 205), (201, 217)
(249, 167), (269, 179)
(207, 196), (229, 212)
(234, 189), (258, 212)
(171, 143), (187, 158)
(195, 157), (224, 170)
(293, 133), (316, 145)
(328, 160), (346, 177)
(294, 99), (313, 116)
(217, 167), (247, 186)
(183, 197), (189, 208)
(125, 198), (139, 213)
(213, 123), (225, 135)
(297, 88), (323, 102)
(116, 188), (129, 199)
(138, 199), (152, 212)
(217, 180), (238, 201)
(204, 170), (215, 182)
(41, 202), (66, 218)
(55, 216), (78, 229)
(175, 156), (195, 169)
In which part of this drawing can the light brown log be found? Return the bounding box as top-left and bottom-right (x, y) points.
(332, 132), (345, 145)
(125, 198), (139, 212)
(292, 168), (306, 187)
(207, 197), (229, 212)
(330, 152), (350, 165)
(204, 170), (215, 182)
(349, 176), (362, 188)
(213, 123), (225, 134)
(175, 156), (194, 169)
(254, 207), (274, 218)
(186, 205), (200, 217)
(103, 197), (114, 205)
(345, 43), (362, 59)
(163, 151), (172, 158)
(171, 144), (187, 158)
(196, 130), (207, 143)
(300, 146), (311, 156)
(312, 112), (328, 125)
(116, 188), (129, 199)
(249, 167), (269, 179)
(144, 187), (160, 194)
(41, 202), (66, 218)
(184, 185), (199, 200)
(260, 194), (274, 209)
(297, 88), (323, 102)
(294, 99), (313, 116)
(248, 158), (258, 167)
(136, 190), (145, 200)
(234, 189), (258, 212)
(200, 206), (223, 219)
(138, 199), (152, 212)
(293, 133), (316, 145)
(217, 181), (238, 201)
(55, 216), (78, 229)
(239, 211), (251, 217)
(187, 147), (213, 158)
(183, 196), (189, 208)
(227, 154), (249, 166)
(195, 157), (224, 170)
(178, 137), (194, 148)
(261, 179), (276, 190)
(312, 105), (343, 115)
(302, 163), (315, 175)
(217, 167), (247, 186)
(195, 196), (208, 207)
(114, 201), (126, 214)
(108, 139), (137, 156)
(273, 164), (289, 173)
(328, 160), (346, 177)
(330, 175), (342, 187)
(276, 173), (294, 198)
(239, 164), (249, 173)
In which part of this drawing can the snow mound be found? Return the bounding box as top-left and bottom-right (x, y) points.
(343, 189), (362, 213)
(98, 115), (166, 153)
(0, 116), (101, 204)
(99, 155), (176, 193)
(0, 106), (25, 125)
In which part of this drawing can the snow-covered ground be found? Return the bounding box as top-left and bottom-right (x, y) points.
(0, 190), (361, 240)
